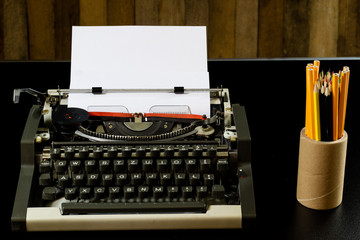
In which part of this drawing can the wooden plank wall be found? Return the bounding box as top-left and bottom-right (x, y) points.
(0, 0), (359, 60)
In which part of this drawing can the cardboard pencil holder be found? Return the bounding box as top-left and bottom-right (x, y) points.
(296, 127), (348, 210)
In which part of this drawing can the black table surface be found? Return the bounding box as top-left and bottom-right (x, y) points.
(3, 58), (360, 239)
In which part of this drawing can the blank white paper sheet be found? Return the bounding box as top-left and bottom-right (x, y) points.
(68, 26), (210, 117)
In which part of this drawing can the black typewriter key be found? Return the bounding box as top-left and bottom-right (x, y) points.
(116, 173), (128, 186)
(72, 174), (85, 186)
(185, 159), (197, 172)
(42, 186), (60, 200)
(58, 174), (69, 187)
(55, 160), (68, 173)
(192, 145), (203, 157)
(203, 174), (215, 186)
(164, 145), (174, 157)
(127, 159), (139, 172)
(39, 161), (51, 173)
(189, 173), (201, 186)
(65, 187), (78, 200)
(101, 174), (114, 186)
(124, 186), (135, 200)
(136, 146), (146, 158)
(146, 173), (158, 186)
(153, 186), (164, 200)
(99, 160), (111, 172)
(211, 184), (225, 199)
(200, 159), (211, 173)
(107, 146), (118, 159)
(150, 146), (160, 158)
(206, 145), (217, 158)
(181, 186), (193, 199)
(171, 159), (182, 172)
(85, 160), (97, 172)
(178, 145), (189, 157)
(160, 173), (171, 186)
(216, 159), (229, 173)
(131, 173), (142, 185)
(114, 160), (125, 172)
(93, 146), (103, 159)
(174, 173), (186, 186)
(87, 174), (99, 186)
(70, 160), (82, 173)
(138, 186), (150, 199)
(196, 186), (208, 199)
(39, 173), (52, 186)
(78, 146), (89, 159)
(167, 186), (179, 199)
(50, 148), (61, 160)
(121, 146), (132, 158)
(109, 187), (120, 199)
(156, 159), (168, 172)
(142, 159), (153, 172)
(64, 146), (75, 159)
(79, 187), (91, 199)
(94, 187), (106, 199)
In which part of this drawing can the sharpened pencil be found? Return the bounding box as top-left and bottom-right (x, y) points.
(305, 67), (315, 139)
(338, 69), (350, 138)
(313, 84), (321, 141)
(332, 73), (339, 140)
(305, 61), (349, 141)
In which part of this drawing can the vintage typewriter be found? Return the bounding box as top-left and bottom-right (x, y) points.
(11, 87), (255, 231)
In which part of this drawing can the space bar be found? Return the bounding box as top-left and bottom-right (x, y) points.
(61, 202), (207, 215)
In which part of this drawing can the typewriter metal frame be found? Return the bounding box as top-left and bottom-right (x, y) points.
(11, 88), (255, 231)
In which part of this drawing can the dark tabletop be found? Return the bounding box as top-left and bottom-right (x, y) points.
(3, 58), (360, 239)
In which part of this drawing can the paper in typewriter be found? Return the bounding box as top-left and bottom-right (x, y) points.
(68, 26), (210, 117)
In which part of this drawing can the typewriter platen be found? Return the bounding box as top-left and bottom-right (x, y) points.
(11, 87), (255, 231)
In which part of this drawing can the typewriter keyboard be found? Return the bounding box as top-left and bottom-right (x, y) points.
(38, 141), (240, 214)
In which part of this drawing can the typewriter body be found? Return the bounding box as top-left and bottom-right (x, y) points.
(11, 87), (255, 231)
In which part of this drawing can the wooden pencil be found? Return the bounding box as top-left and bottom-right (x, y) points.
(313, 84), (321, 141)
(332, 73), (339, 140)
(305, 66), (314, 139)
(319, 85), (327, 140)
(338, 69), (350, 138)
(320, 86), (333, 141)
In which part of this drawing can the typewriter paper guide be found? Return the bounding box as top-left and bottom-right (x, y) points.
(68, 26), (210, 117)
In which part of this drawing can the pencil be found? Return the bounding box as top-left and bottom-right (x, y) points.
(319, 86), (326, 140)
(338, 68), (350, 138)
(332, 73), (339, 140)
(325, 86), (333, 141)
(313, 84), (321, 141)
(314, 60), (320, 69)
(320, 86), (333, 141)
(305, 67), (314, 139)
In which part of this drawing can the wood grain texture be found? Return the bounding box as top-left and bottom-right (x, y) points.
(80, 0), (107, 26)
(3, 0), (28, 60)
(208, 0), (236, 58)
(1, 0), (360, 60)
(108, 0), (135, 25)
(0, 1), (4, 59)
(308, 0), (339, 57)
(55, 0), (79, 59)
(258, 0), (284, 57)
(27, 0), (56, 59)
(159, 0), (185, 25)
(282, 0), (309, 57)
(338, 0), (360, 56)
(135, 0), (159, 25)
(235, 0), (258, 58)
(184, 0), (208, 26)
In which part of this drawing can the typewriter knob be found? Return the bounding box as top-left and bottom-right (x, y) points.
(53, 107), (89, 135)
